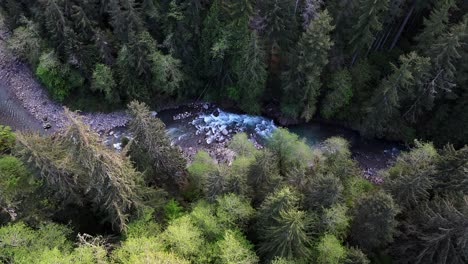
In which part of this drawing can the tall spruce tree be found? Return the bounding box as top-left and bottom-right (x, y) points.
(127, 101), (187, 189)
(348, 0), (389, 62)
(365, 52), (431, 137)
(415, 0), (456, 52)
(281, 9), (334, 121)
(350, 191), (398, 253)
(16, 110), (144, 231)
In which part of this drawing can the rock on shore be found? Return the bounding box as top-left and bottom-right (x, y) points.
(0, 24), (130, 133)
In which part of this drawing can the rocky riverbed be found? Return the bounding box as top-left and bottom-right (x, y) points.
(0, 23), (130, 133)
(0, 18), (400, 182)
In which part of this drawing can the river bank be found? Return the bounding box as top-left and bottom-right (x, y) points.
(0, 25), (130, 133)
(0, 20), (400, 181)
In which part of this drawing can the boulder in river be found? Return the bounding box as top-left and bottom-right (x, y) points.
(221, 129), (228, 136)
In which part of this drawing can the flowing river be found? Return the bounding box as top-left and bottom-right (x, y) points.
(0, 80), (402, 172)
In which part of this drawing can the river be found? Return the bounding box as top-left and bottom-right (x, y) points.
(0, 83), (401, 174)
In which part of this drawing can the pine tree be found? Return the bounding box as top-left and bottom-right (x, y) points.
(427, 20), (467, 96)
(233, 29), (268, 114)
(350, 191), (398, 253)
(432, 145), (468, 195)
(383, 141), (438, 209)
(304, 174), (343, 211)
(393, 198), (468, 263)
(258, 207), (312, 261)
(91, 63), (118, 103)
(110, 0), (143, 43)
(281, 10), (334, 121)
(247, 150), (282, 204)
(348, 0), (389, 61)
(365, 52), (431, 136)
(258, 0), (299, 52)
(127, 101), (187, 189)
(16, 110), (144, 231)
(321, 68), (353, 119)
(42, 0), (67, 48)
(415, 0), (456, 52)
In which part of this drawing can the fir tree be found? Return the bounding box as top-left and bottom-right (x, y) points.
(365, 52), (431, 136)
(321, 68), (353, 119)
(348, 0), (389, 62)
(350, 191), (398, 253)
(281, 10), (334, 121)
(415, 0), (456, 52)
(127, 101), (187, 189)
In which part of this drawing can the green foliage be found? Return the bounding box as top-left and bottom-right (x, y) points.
(0, 156), (37, 208)
(383, 141), (438, 208)
(0, 222), (72, 263)
(320, 137), (360, 180)
(16, 111), (145, 231)
(150, 51), (184, 95)
(215, 193), (254, 230)
(392, 197), (468, 264)
(128, 101), (187, 189)
(432, 145), (468, 195)
(349, 0), (389, 56)
(216, 230), (259, 264)
(304, 174), (343, 211)
(247, 149), (282, 204)
(111, 236), (166, 263)
(164, 199), (185, 222)
(281, 10), (335, 121)
(228, 133), (258, 158)
(350, 191), (399, 253)
(7, 20), (43, 66)
(91, 63), (117, 103)
(0, 125), (15, 154)
(415, 0), (456, 52)
(345, 247), (370, 264)
(189, 200), (223, 240)
(365, 52), (431, 138)
(258, 207), (312, 261)
(226, 156), (252, 196)
(321, 204), (350, 239)
(314, 234), (346, 264)
(321, 69), (353, 119)
(187, 151), (217, 199)
(36, 51), (84, 101)
(125, 207), (161, 239)
(161, 215), (205, 261)
(257, 186), (311, 261)
(267, 128), (313, 176)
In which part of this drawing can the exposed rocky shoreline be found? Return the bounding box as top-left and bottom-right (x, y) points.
(0, 23), (130, 133)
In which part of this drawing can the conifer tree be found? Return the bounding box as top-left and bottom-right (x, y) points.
(233, 29), (268, 114)
(427, 20), (467, 96)
(393, 198), (468, 263)
(350, 191), (398, 253)
(281, 10), (334, 121)
(415, 0), (456, 52)
(16, 110), (143, 231)
(127, 101), (187, 189)
(365, 52), (431, 136)
(348, 0), (389, 62)
(256, 187), (312, 261)
(321, 68), (353, 119)
(247, 150), (282, 204)
(304, 173), (343, 211)
(258, 207), (312, 261)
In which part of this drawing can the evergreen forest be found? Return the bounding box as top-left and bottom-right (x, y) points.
(0, 0), (468, 263)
